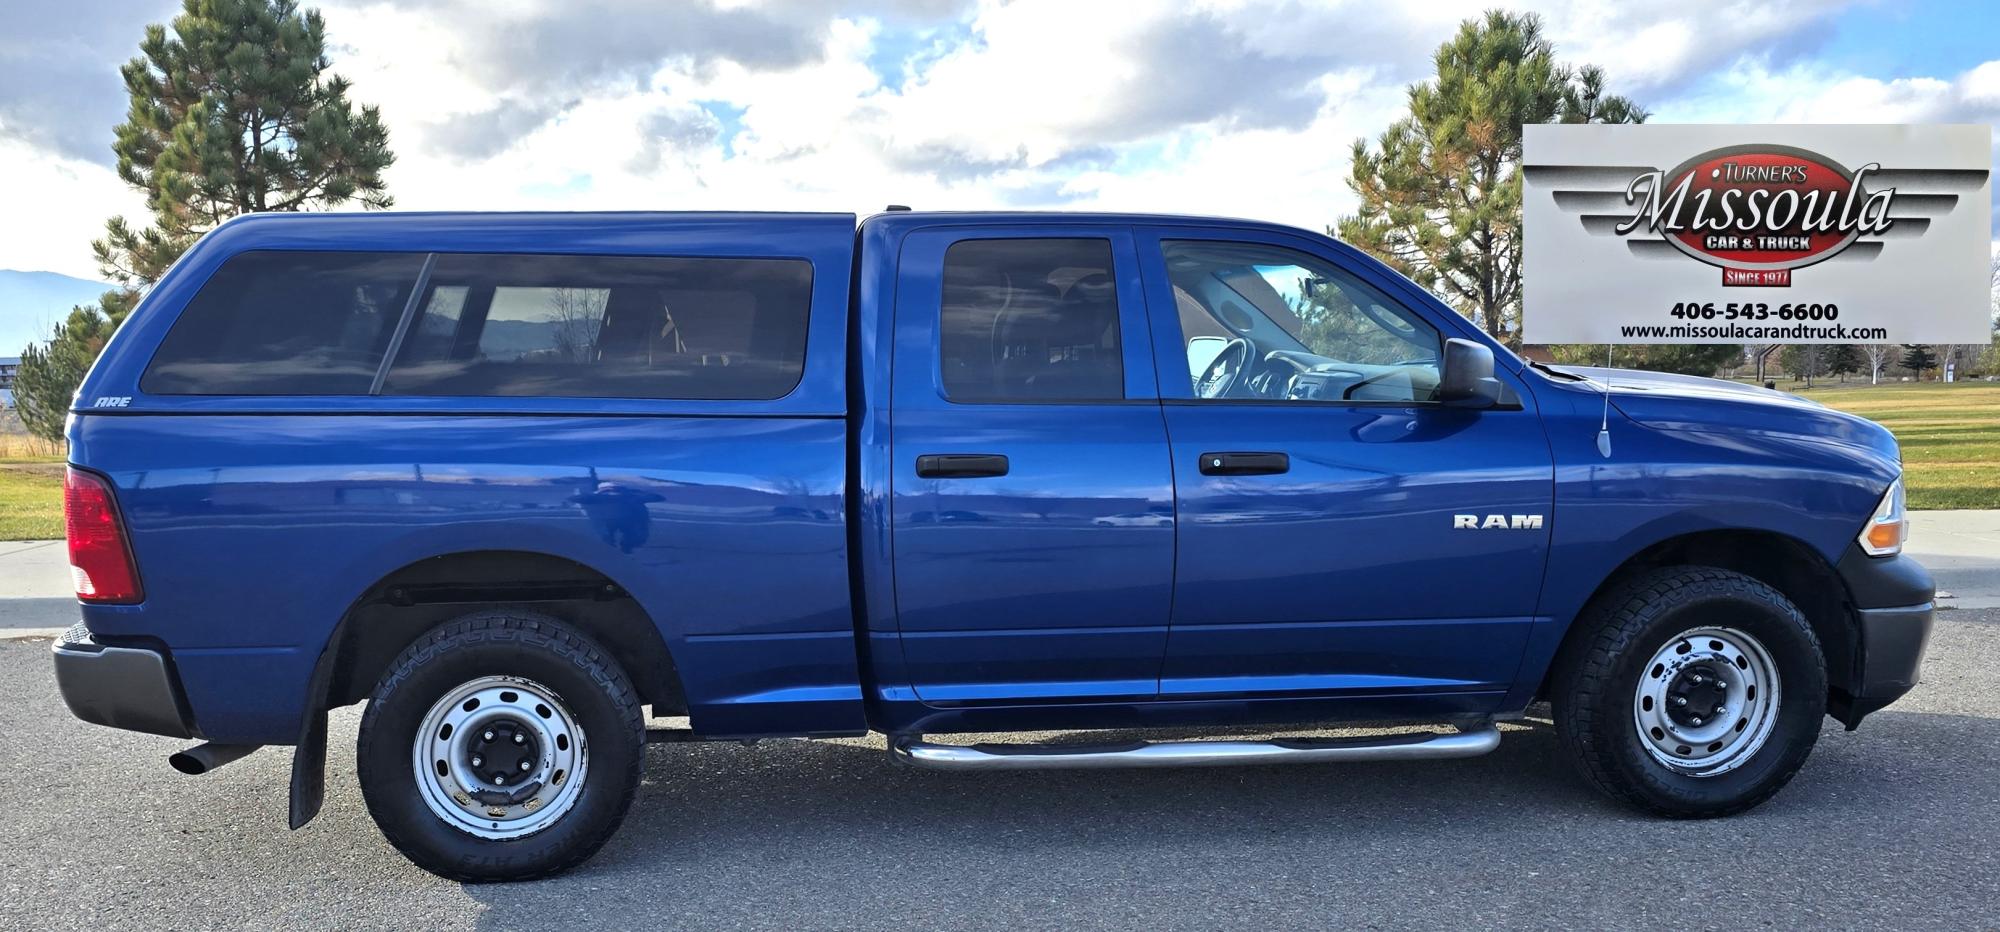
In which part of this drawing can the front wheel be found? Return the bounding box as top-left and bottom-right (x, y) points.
(1554, 567), (1827, 817)
(357, 610), (645, 881)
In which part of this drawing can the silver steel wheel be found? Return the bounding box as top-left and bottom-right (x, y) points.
(1633, 626), (1781, 777)
(411, 675), (589, 840)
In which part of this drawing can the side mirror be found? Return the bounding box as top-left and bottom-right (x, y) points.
(1437, 338), (1501, 409)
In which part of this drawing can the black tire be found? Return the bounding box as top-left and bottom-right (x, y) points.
(1552, 566), (1826, 818)
(357, 610), (645, 882)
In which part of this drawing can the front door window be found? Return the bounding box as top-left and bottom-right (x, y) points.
(1163, 240), (1442, 403)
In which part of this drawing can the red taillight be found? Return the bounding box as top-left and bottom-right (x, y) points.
(64, 467), (142, 603)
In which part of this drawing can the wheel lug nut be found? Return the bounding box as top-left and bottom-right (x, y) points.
(1691, 717), (1705, 726)
(514, 734), (526, 745)
(520, 760), (532, 771)
(1673, 696), (1688, 706)
(495, 774), (506, 785)
(483, 730), (495, 742)
(471, 755), (483, 767)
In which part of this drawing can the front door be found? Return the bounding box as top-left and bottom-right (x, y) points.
(1137, 227), (1554, 713)
(890, 227), (1175, 704)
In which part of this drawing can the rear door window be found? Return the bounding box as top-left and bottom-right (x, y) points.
(141, 251), (424, 395)
(938, 238), (1123, 402)
(382, 254), (812, 400)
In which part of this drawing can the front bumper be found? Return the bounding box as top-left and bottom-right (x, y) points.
(50, 622), (199, 739)
(1831, 548), (1936, 728)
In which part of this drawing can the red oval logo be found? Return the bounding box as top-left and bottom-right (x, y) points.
(1619, 145), (1897, 272)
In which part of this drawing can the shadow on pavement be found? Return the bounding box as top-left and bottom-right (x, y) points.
(455, 706), (2000, 929)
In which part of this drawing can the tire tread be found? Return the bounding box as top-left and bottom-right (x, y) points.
(357, 609), (644, 882)
(1552, 566), (1824, 818)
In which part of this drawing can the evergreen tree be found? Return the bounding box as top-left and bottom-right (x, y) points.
(13, 291), (138, 443)
(1901, 344), (1938, 379)
(15, 0), (393, 445)
(94, 0), (395, 286)
(1823, 344), (1861, 382)
(1338, 11), (1645, 344)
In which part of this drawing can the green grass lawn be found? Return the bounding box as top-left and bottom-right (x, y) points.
(0, 462), (64, 541)
(1786, 380), (2000, 510)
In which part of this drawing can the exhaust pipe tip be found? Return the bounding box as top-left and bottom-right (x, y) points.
(170, 742), (258, 775)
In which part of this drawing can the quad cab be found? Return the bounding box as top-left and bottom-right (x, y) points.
(52, 210), (1932, 880)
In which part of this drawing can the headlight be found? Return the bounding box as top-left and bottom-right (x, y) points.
(1858, 477), (1907, 557)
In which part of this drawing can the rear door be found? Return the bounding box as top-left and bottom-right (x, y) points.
(889, 226), (1175, 704)
(1137, 225), (1554, 711)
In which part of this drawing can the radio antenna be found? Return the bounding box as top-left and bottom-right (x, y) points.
(1596, 344), (1614, 457)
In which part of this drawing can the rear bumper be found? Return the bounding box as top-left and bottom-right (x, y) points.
(50, 623), (199, 739)
(1831, 548), (1936, 728)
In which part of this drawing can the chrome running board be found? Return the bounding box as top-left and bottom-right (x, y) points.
(890, 724), (1500, 772)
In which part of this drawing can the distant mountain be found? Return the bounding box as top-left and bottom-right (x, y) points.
(0, 269), (116, 358)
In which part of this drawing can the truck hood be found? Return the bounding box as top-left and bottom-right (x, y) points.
(1545, 365), (1900, 463)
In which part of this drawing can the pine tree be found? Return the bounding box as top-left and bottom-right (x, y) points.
(1901, 344), (1938, 379)
(15, 0), (394, 446)
(13, 291), (137, 443)
(1337, 11), (1645, 344)
(93, 0), (395, 287)
(1823, 344), (1861, 382)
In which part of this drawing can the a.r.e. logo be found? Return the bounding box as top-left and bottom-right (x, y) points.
(1454, 514), (1544, 530)
(90, 396), (131, 408)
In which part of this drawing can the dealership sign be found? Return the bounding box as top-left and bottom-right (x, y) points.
(1524, 124), (1991, 344)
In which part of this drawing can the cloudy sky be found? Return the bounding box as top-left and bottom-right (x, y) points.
(1, 0), (1996, 280)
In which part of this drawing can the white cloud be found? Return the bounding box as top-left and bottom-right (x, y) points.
(0, 131), (146, 279)
(1542, 0), (1859, 94)
(0, 0), (1953, 284)
(1655, 55), (2000, 125)
(297, 0), (1440, 231)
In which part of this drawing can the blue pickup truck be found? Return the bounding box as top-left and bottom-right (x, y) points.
(52, 209), (1932, 881)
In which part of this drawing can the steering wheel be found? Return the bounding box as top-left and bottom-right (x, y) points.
(1196, 337), (1251, 398)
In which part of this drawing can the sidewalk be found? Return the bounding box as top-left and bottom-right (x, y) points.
(1907, 510), (2000, 610)
(0, 511), (1994, 635)
(0, 540), (72, 635)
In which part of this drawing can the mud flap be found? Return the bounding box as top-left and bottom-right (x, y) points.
(288, 705), (329, 829)
(288, 627), (343, 830)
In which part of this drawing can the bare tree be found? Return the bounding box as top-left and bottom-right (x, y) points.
(1789, 344), (1826, 388)
(1861, 344), (1895, 384)
(545, 288), (607, 363)
(1937, 343), (1985, 382)
(1749, 344), (1781, 384)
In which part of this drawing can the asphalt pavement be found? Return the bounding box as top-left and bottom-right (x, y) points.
(3, 609), (1998, 930)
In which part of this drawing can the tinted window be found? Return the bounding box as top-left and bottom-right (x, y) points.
(382, 254), (812, 400)
(1163, 241), (1440, 403)
(940, 238), (1122, 402)
(142, 251), (424, 395)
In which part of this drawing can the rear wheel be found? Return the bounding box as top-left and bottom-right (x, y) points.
(357, 610), (644, 881)
(1554, 566), (1826, 817)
